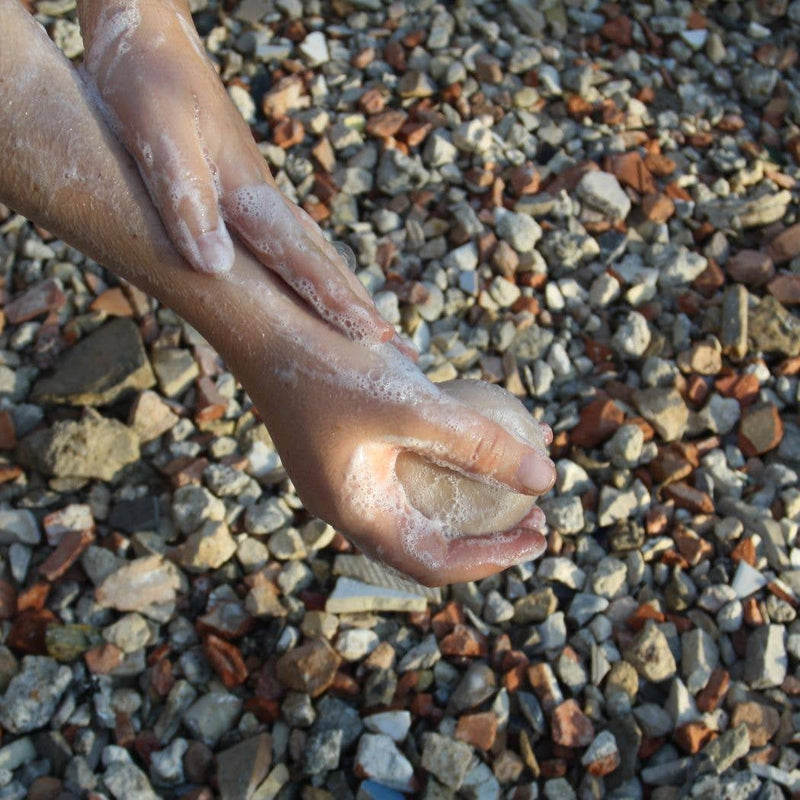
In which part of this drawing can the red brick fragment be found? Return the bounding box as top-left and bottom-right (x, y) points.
(551, 699), (594, 748)
(85, 643), (125, 674)
(203, 633), (248, 688)
(673, 722), (717, 754)
(194, 376), (228, 425)
(696, 668), (730, 712)
(0, 580), (16, 620)
(455, 711), (498, 751)
(767, 273), (800, 305)
(727, 250), (774, 285)
(730, 701), (780, 747)
(671, 528), (711, 566)
(439, 624), (488, 658)
(715, 373), (760, 407)
(7, 608), (57, 654)
(607, 150), (656, 194)
(730, 537), (757, 566)
(90, 287), (134, 316)
(17, 582), (50, 612)
(273, 117), (305, 149)
(570, 397), (624, 449)
(38, 528), (95, 582)
(643, 152), (676, 177)
(627, 603), (665, 632)
(0, 410), (16, 450)
(767, 222), (800, 264)
(738, 403), (784, 456)
(4, 278), (66, 324)
(275, 638), (340, 697)
(641, 192), (675, 223)
(662, 482), (714, 514)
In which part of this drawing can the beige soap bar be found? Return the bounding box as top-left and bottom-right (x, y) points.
(395, 379), (546, 536)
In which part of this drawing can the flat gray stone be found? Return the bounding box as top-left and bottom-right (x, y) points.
(216, 733), (272, 800)
(32, 318), (155, 406)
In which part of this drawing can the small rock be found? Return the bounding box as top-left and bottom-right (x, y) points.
(128, 390), (179, 442)
(421, 732), (473, 791)
(0, 656), (72, 734)
(727, 250), (775, 284)
(577, 171), (631, 220)
(4, 278), (65, 324)
(182, 692), (243, 746)
(551, 699), (594, 747)
(0, 509), (40, 545)
(767, 221), (800, 264)
(681, 629), (719, 693)
(363, 710), (411, 742)
(298, 31), (329, 66)
(151, 348), (199, 398)
(275, 638), (341, 697)
(634, 387), (689, 442)
(172, 519), (237, 573)
(18, 413), (140, 481)
(721, 284), (749, 360)
(581, 730), (620, 776)
(729, 702), (780, 748)
(495, 210), (542, 252)
(738, 402), (783, 455)
(744, 625), (787, 688)
(103, 762), (158, 800)
(623, 620), (677, 682)
(216, 733), (272, 800)
(355, 734), (415, 792)
(95, 555), (182, 612)
(701, 724), (750, 774)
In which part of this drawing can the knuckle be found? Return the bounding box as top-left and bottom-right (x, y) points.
(468, 422), (508, 476)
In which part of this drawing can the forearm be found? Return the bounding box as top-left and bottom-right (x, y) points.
(0, 2), (283, 373)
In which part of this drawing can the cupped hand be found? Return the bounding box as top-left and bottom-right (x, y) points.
(223, 276), (555, 587)
(77, 0), (401, 348)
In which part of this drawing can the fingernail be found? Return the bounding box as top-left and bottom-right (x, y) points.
(517, 453), (556, 494)
(196, 223), (235, 275)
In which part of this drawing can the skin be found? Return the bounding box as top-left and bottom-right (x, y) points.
(0, 1), (555, 586)
(76, 0), (414, 356)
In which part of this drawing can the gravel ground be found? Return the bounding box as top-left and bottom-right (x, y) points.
(1, 0), (800, 798)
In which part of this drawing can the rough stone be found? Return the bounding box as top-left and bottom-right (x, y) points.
(17, 415), (140, 481)
(32, 318), (155, 406)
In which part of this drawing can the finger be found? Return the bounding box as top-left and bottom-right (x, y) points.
(222, 182), (396, 343)
(329, 241), (418, 360)
(358, 512), (547, 588)
(433, 526), (548, 586)
(138, 129), (235, 276)
(399, 402), (556, 496)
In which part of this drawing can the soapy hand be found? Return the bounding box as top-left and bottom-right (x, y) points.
(77, 0), (402, 349)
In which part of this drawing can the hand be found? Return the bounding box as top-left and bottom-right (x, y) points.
(77, 0), (402, 350)
(225, 275), (556, 587)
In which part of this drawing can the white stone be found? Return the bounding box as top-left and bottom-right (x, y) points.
(577, 171), (631, 220)
(335, 629), (379, 662)
(326, 577), (427, 614)
(363, 710), (412, 742)
(354, 734), (415, 792)
(731, 560), (768, 598)
(299, 31), (329, 66)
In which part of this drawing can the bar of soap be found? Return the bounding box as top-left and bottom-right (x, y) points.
(395, 379), (546, 536)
